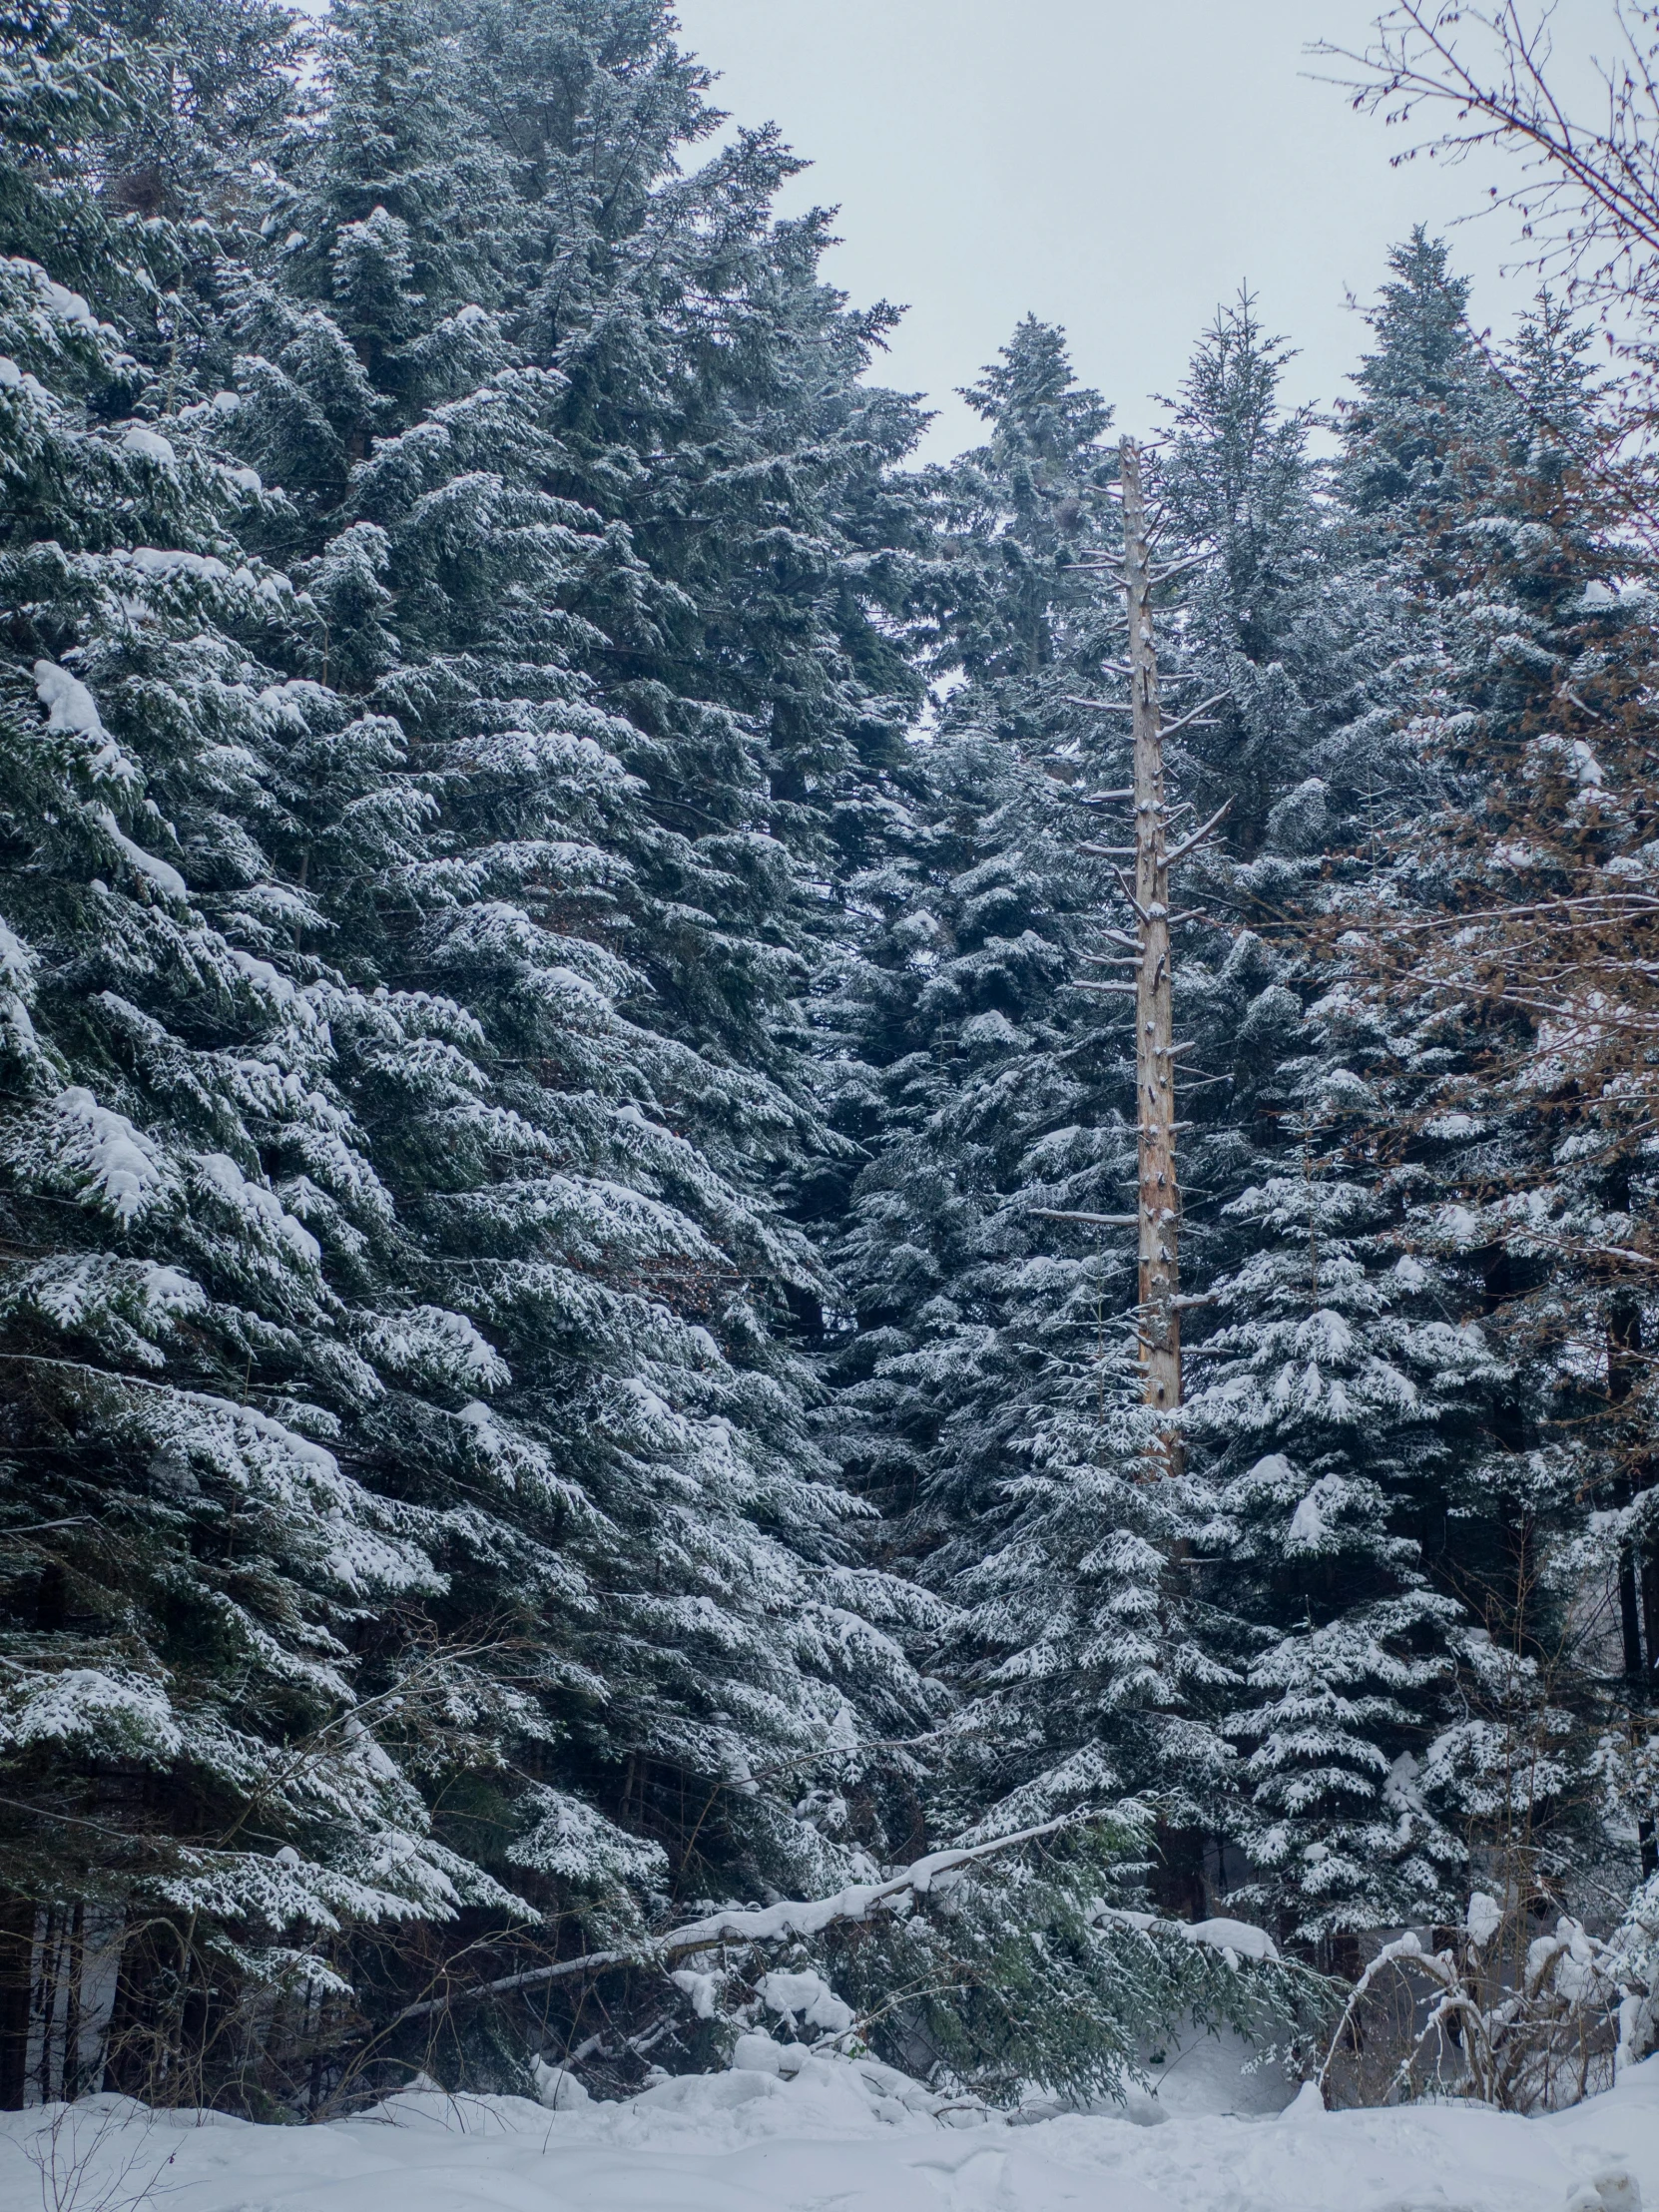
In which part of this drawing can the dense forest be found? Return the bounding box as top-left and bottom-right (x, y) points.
(6, 0), (1659, 2119)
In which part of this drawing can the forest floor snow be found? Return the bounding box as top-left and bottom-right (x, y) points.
(4, 2043), (1659, 2212)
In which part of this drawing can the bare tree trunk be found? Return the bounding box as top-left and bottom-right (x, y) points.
(1610, 1302), (1658, 1875)
(35, 1904), (59, 2105)
(62, 1902), (84, 2104)
(1120, 438), (1182, 1445)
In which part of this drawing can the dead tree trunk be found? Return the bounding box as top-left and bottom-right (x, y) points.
(1119, 437), (1182, 1436)
(1046, 441), (1225, 1456)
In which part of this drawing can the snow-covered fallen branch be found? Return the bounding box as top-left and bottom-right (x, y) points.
(385, 1815), (1079, 2027)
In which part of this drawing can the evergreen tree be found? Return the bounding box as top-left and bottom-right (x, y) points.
(0, 0), (943, 2105)
(0, 4), (533, 2107)
(1182, 240), (1655, 1954)
(1157, 292), (1341, 854)
(1327, 261), (1659, 1936)
(827, 321), (1232, 1869)
(233, 0), (942, 1932)
(1183, 1121), (1500, 1945)
(1146, 280), (1500, 1945)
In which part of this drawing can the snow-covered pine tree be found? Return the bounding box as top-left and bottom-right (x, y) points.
(1124, 278), (1502, 1950)
(0, 0), (545, 2109)
(444, 0), (931, 1018)
(827, 320), (1235, 1888)
(1, 0), (949, 2107)
(198, 0), (976, 2084)
(809, 321), (1330, 2090)
(1152, 291), (1343, 856)
(1184, 1161), (1500, 1946)
(1326, 250), (1659, 1963)
(1182, 239), (1656, 1965)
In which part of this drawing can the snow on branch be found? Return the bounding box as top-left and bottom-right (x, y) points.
(663, 1816), (1074, 1948)
(380, 1820), (1300, 2036)
(384, 1816), (1080, 2027)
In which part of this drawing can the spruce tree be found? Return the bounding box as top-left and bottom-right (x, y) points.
(236, 0), (942, 1925)
(0, 0), (944, 2105)
(1143, 280), (1500, 1946)
(0, 2), (542, 2108)
(1327, 255), (1659, 1939)
(1183, 239), (1654, 1956)
(828, 321), (1233, 1865)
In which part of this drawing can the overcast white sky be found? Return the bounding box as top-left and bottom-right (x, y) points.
(671, 0), (1559, 463)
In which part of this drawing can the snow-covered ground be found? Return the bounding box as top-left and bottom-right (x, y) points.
(4, 2044), (1656, 2212)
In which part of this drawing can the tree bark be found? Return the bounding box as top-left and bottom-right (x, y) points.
(1120, 437), (1182, 1446)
